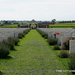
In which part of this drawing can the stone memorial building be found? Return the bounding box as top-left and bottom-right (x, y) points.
(29, 19), (38, 29)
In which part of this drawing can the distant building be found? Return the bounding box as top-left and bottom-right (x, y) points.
(42, 22), (52, 25)
(30, 19), (38, 25)
(29, 19), (38, 29)
(18, 19), (51, 28)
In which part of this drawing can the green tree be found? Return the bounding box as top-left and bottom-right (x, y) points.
(51, 19), (56, 24)
(4, 21), (9, 24)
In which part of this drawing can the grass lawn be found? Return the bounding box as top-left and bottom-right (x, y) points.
(0, 24), (18, 28)
(50, 23), (75, 28)
(0, 30), (72, 75)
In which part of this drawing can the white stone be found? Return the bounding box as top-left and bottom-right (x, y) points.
(48, 32), (52, 38)
(70, 40), (75, 54)
(56, 35), (62, 45)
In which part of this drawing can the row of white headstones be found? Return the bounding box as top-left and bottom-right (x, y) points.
(0, 28), (29, 42)
(38, 28), (75, 54)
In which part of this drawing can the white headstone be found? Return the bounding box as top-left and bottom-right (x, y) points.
(70, 40), (75, 54)
(56, 35), (62, 45)
(48, 32), (52, 38)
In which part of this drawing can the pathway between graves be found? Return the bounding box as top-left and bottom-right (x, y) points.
(1, 30), (67, 75)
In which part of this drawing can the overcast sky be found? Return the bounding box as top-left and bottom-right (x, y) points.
(0, 0), (75, 21)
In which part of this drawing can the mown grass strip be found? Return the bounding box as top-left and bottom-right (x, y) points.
(0, 30), (70, 75)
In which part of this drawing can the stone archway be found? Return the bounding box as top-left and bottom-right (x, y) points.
(29, 19), (38, 29)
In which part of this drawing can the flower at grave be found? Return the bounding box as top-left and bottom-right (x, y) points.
(63, 48), (66, 50)
(66, 40), (69, 42)
(63, 40), (70, 50)
(63, 42), (66, 44)
(54, 34), (56, 36)
(63, 37), (75, 50)
(55, 33), (61, 35)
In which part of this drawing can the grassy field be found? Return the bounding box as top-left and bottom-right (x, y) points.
(19, 22), (29, 24)
(1, 23), (75, 28)
(50, 23), (75, 28)
(0, 30), (73, 75)
(0, 24), (18, 28)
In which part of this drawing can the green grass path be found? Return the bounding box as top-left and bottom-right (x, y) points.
(0, 30), (68, 75)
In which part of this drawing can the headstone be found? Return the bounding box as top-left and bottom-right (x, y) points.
(72, 33), (75, 37)
(48, 32), (52, 38)
(70, 40), (75, 54)
(14, 32), (20, 37)
(56, 35), (62, 45)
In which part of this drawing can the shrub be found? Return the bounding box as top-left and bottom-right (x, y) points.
(63, 40), (69, 50)
(47, 38), (57, 45)
(9, 37), (19, 45)
(68, 55), (75, 74)
(8, 37), (19, 43)
(36, 29), (42, 34)
(18, 33), (25, 38)
(36, 29), (48, 39)
(44, 36), (48, 39)
(0, 45), (10, 58)
(24, 30), (28, 34)
(69, 54), (75, 58)
(23, 29), (30, 34)
(41, 33), (48, 37)
(59, 50), (69, 58)
(18, 29), (30, 39)
(18, 33), (23, 38)
(53, 45), (61, 50)
(2, 37), (20, 50)
(63, 37), (75, 50)
(0, 70), (3, 75)
(3, 40), (14, 50)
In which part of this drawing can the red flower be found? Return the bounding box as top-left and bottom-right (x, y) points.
(66, 40), (70, 42)
(63, 42), (66, 44)
(55, 33), (61, 35)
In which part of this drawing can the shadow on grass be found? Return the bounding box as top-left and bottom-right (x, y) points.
(11, 49), (17, 51)
(10, 48), (17, 51)
(0, 71), (3, 75)
(58, 55), (68, 58)
(4, 56), (13, 59)
(16, 44), (20, 46)
(0, 56), (13, 60)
